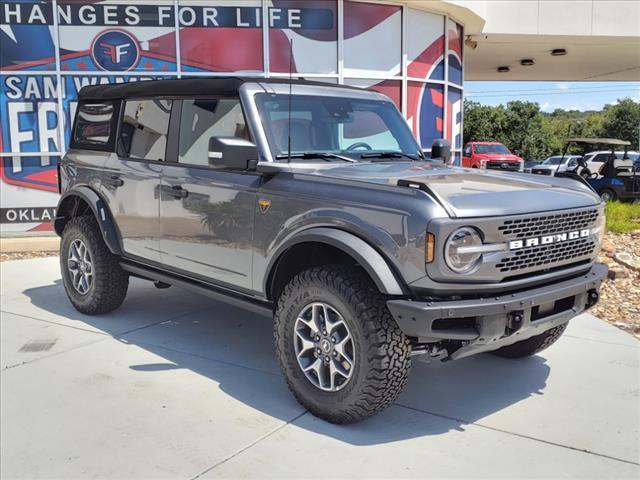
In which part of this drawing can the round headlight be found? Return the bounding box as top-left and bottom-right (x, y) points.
(445, 227), (483, 274)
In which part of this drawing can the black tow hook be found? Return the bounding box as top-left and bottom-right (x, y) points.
(506, 310), (525, 335)
(586, 289), (599, 309)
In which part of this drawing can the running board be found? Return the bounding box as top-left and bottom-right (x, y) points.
(120, 262), (273, 318)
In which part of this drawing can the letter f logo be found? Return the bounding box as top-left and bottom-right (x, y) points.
(92, 30), (140, 71)
(100, 42), (131, 64)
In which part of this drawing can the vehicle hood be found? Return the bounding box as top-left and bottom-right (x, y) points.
(298, 162), (600, 218)
(474, 153), (522, 162)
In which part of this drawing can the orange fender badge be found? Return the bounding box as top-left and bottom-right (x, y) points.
(258, 198), (271, 213)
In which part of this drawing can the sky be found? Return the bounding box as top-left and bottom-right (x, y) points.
(464, 81), (640, 112)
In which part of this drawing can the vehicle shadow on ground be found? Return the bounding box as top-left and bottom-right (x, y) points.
(23, 278), (551, 445)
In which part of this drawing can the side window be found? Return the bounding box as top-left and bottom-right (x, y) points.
(178, 98), (248, 167)
(463, 144), (471, 156)
(118, 100), (171, 161)
(593, 153), (609, 163)
(73, 102), (116, 147)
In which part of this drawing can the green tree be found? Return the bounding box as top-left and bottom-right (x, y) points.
(462, 96), (640, 159)
(462, 100), (505, 144)
(600, 98), (640, 149)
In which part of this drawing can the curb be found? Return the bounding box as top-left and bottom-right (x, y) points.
(0, 237), (60, 253)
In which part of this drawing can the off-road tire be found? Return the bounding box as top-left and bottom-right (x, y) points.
(60, 215), (129, 314)
(274, 265), (411, 424)
(490, 323), (568, 358)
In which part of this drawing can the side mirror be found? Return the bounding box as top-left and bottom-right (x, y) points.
(431, 139), (451, 163)
(422, 149), (444, 164)
(208, 137), (258, 170)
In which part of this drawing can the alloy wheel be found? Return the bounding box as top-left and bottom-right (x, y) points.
(293, 302), (355, 392)
(67, 239), (93, 295)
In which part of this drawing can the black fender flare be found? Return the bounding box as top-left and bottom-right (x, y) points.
(54, 186), (123, 255)
(265, 227), (406, 296)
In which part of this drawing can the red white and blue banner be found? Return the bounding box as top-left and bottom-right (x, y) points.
(1, 0), (462, 233)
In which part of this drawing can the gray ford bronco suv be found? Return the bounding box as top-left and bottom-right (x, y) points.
(56, 77), (607, 423)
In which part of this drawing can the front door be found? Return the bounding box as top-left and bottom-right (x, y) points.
(462, 143), (472, 167)
(159, 98), (260, 291)
(100, 98), (171, 263)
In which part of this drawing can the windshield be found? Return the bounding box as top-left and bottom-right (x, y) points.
(474, 144), (510, 155)
(255, 93), (421, 161)
(616, 152), (639, 160)
(543, 156), (564, 165)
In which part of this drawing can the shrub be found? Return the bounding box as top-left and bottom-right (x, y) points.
(605, 201), (640, 233)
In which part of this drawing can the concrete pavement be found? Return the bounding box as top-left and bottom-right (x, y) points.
(1, 257), (639, 479)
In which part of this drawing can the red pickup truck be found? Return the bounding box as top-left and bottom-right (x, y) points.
(462, 142), (524, 171)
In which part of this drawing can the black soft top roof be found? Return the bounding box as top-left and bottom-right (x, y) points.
(78, 77), (362, 101)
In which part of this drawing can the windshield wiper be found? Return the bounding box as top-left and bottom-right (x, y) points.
(275, 152), (357, 163)
(360, 152), (418, 162)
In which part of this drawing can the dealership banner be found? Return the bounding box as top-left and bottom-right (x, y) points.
(1, 0), (463, 235)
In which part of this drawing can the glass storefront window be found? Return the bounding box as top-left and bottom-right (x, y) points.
(56, 1), (177, 73)
(407, 81), (444, 149)
(447, 86), (462, 150)
(407, 8), (445, 81)
(0, 1), (56, 72)
(345, 79), (402, 111)
(1, 75), (60, 153)
(447, 18), (463, 86)
(343, 1), (401, 77)
(269, 0), (337, 75)
(179, 0), (263, 73)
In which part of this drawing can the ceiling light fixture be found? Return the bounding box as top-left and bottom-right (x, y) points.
(520, 59), (535, 66)
(497, 66), (510, 73)
(551, 48), (567, 56)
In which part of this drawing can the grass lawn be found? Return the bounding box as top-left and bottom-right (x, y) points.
(605, 201), (640, 233)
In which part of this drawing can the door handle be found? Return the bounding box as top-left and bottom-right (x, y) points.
(164, 185), (189, 199)
(105, 175), (124, 187)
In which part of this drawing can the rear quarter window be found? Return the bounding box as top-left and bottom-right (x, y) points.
(71, 101), (118, 150)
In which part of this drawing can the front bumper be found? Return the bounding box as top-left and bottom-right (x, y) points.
(387, 263), (607, 360)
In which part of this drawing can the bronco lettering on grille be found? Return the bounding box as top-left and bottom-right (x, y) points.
(508, 229), (590, 250)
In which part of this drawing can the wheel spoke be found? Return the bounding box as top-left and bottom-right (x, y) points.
(297, 315), (317, 336)
(295, 329), (315, 355)
(311, 304), (325, 333)
(334, 336), (353, 366)
(75, 273), (84, 292)
(324, 306), (340, 333)
(70, 243), (80, 262)
(302, 358), (323, 384)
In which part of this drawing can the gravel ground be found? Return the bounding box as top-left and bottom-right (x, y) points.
(2, 234), (639, 338)
(0, 251), (59, 262)
(593, 232), (640, 339)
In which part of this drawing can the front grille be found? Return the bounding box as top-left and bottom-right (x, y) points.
(498, 208), (599, 238)
(531, 169), (552, 175)
(486, 161), (520, 171)
(496, 237), (596, 273)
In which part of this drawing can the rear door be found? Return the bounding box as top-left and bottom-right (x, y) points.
(159, 98), (261, 291)
(99, 98), (171, 263)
